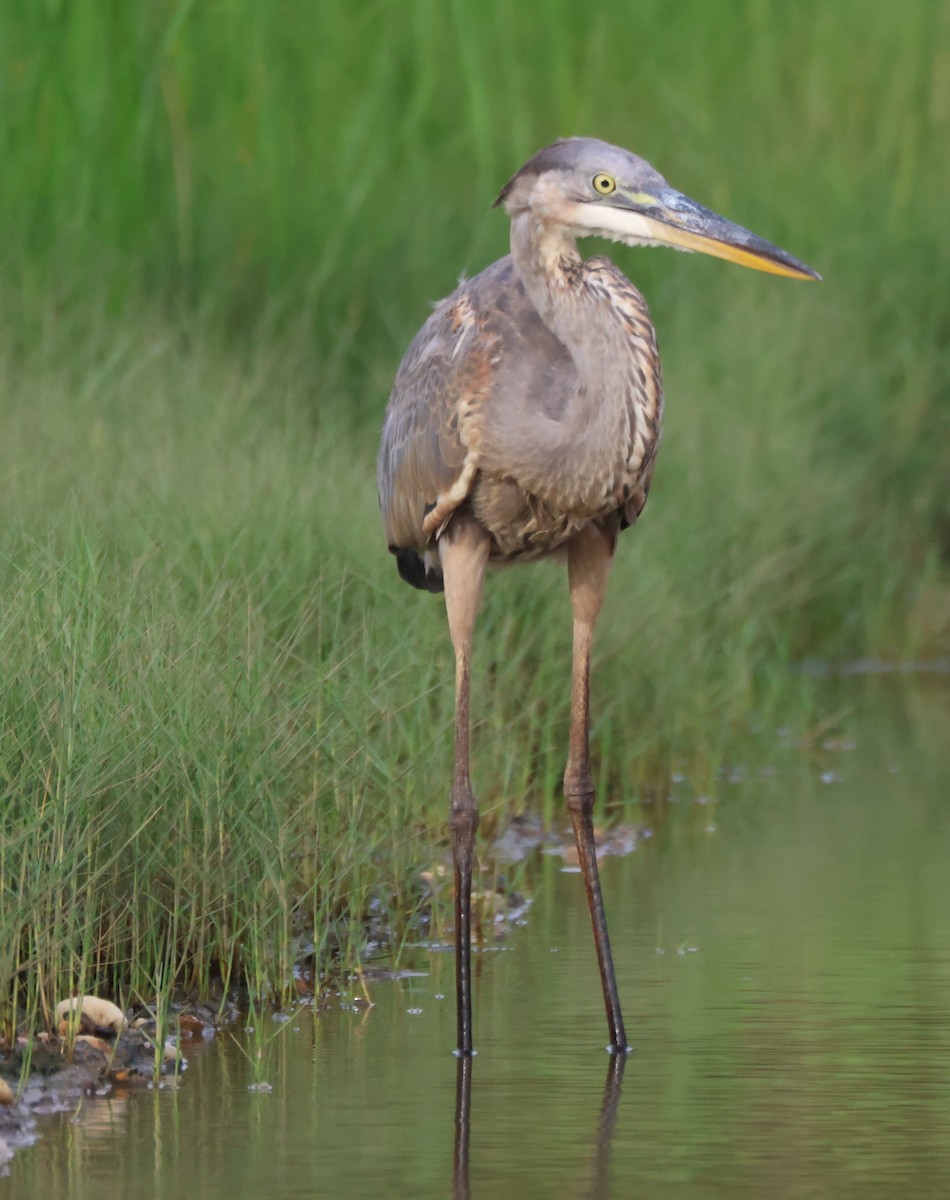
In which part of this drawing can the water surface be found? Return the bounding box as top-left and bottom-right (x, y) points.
(6, 680), (950, 1198)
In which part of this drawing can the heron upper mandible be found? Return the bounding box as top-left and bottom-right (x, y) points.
(377, 137), (819, 1056)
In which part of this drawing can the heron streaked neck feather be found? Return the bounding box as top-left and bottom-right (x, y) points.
(511, 211), (656, 389)
(506, 212), (662, 513)
(509, 215), (582, 330)
(509, 213), (649, 398)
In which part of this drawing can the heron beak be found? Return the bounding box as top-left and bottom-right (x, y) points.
(616, 186), (821, 281)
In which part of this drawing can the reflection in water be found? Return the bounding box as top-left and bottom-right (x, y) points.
(588, 1052), (627, 1200)
(452, 1049), (628, 1200)
(453, 1055), (472, 1200)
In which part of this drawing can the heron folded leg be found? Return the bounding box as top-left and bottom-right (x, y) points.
(439, 516), (490, 1056)
(564, 524), (627, 1051)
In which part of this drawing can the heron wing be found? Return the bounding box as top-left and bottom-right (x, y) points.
(377, 255), (575, 553)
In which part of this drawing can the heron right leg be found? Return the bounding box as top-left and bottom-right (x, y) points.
(564, 523), (627, 1051)
(439, 517), (490, 1056)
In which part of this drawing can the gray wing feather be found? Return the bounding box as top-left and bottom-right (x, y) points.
(377, 319), (463, 550)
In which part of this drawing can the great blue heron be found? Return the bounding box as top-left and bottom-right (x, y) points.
(378, 137), (818, 1056)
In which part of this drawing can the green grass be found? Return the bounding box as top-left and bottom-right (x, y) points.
(1, 0), (948, 1029)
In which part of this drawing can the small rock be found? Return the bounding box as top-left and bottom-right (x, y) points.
(55, 996), (127, 1037)
(74, 1035), (112, 1056)
(0, 1078), (14, 1105)
(175, 1012), (208, 1040)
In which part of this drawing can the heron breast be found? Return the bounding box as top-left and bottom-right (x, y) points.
(471, 474), (614, 560)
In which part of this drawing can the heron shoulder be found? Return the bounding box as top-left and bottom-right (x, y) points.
(378, 256), (520, 554)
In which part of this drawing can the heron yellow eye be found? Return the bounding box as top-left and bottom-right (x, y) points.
(592, 173), (616, 195)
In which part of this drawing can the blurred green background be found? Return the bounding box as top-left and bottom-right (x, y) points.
(1, 0), (948, 1013)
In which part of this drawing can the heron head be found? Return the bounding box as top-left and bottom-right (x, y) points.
(495, 137), (820, 282)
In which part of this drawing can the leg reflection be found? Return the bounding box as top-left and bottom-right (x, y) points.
(451, 1050), (627, 1200)
(453, 1053), (473, 1200)
(589, 1051), (628, 1200)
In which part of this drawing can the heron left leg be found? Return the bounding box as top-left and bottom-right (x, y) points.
(439, 516), (491, 1056)
(564, 523), (627, 1051)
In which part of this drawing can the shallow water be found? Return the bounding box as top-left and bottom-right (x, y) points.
(5, 680), (950, 1198)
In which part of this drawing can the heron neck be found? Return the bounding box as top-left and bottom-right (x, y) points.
(509, 215), (583, 333)
(505, 212), (662, 513)
(509, 213), (645, 400)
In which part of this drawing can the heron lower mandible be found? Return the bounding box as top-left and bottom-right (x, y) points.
(377, 137), (819, 1056)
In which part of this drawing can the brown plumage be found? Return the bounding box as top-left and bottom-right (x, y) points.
(377, 137), (818, 1055)
(380, 252), (659, 575)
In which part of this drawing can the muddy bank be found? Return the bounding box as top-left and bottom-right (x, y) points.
(0, 1003), (223, 1168)
(0, 816), (644, 1173)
